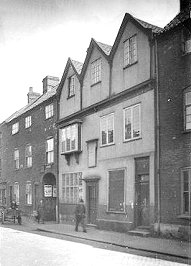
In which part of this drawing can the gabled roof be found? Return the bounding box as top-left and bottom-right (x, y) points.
(80, 38), (111, 79)
(110, 13), (162, 58)
(5, 86), (58, 123)
(159, 6), (191, 34)
(94, 40), (112, 56)
(57, 57), (83, 98)
(71, 59), (83, 75)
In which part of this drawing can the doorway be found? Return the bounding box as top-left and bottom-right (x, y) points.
(42, 173), (56, 221)
(86, 181), (98, 225)
(135, 157), (150, 227)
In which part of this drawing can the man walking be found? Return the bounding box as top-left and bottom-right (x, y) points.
(74, 199), (87, 232)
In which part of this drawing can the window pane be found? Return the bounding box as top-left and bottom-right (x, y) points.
(133, 105), (140, 138)
(108, 116), (114, 143)
(125, 109), (131, 139)
(186, 92), (191, 105)
(183, 192), (189, 213)
(183, 171), (189, 191)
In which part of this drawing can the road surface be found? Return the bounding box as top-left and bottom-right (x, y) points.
(0, 227), (187, 266)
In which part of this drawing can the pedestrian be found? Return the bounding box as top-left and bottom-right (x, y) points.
(74, 199), (87, 232)
(37, 199), (44, 224)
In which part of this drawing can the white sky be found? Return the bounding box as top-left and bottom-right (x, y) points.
(0, 0), (179, 123)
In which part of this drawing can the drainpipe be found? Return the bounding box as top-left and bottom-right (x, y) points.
(154, 37), (161, 235)
(56, 95), (60, 223)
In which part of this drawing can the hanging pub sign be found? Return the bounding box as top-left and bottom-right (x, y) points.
(44, 185), (52, 197)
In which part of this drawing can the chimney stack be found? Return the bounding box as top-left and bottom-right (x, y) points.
(180, 0), (191, 11)
(42, 76), (59, 94)
(27, 87), (40, 104)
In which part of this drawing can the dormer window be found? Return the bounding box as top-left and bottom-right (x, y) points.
(91, 58), (101, 85)
(182, 28), (191, 54)
(68, 75), (75, 98)
(61, 123), (81, 154)
(12, 122), (19, 135)
(124, 35), (137, 67)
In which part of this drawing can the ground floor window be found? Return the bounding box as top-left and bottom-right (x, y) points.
(0, 188), (6, 204)
(26, 181), (32, 205)
(14, 182), (19, 204)
(62, 172), (82, 203)
(108, 169), (125, 212)
(182, 169), (191, 215)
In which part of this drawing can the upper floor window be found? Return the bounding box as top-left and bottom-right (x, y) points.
(68, 75), (75, 98)
(61, 124), (81, 154)
(124, 104), (141, 141)
(14, 149), (19, 169)
(124, 35), (137, 67)
(100, 113), (114, 146)
(46, 138), (54, 164)
(25, 144), (32, 168)
(182, 28), (191, 54)
(12, 122), (19, 135)
(45, 104), (53, 119)
(181, 169), (191, 215)
(25, 116), (31, 128)
(91, 58), (101, 85)
(184, 89), (191, 130)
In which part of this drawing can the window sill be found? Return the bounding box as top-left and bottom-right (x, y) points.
(90, 80), (101, 88)
(182, 129), (191, 134)
(67, 95), (75, 100)
(123, 137), (142, 143)
(45, 116), (54, 120)
(61, 150), (81, 155)
(177, 214), (191, 220)
(100, 143), (115, 148)
(12, 132), (19, 136)
(106, 210), (126, 214)
(123, 61), (138, 70)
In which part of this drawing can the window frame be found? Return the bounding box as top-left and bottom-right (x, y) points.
(123, 103), (141, 142)
(25, 115), (31, 128)
(46, 137), (54, 164)
(181, 168), (191, 216)
(61, 123), (81, 154)
(87, 140), (98, 168)
(91, 58), (102, 85)
(123, 34), (138, 68)
(45, 104), (54, 119)
(25, 144), (32, 168)
(61, 172), (83, 204)
(68, 75), (76, 98)
(184, 88), (191, 131)
(13, 182), (19, 205)
(182, 28), (191, 55)
(12, 122), (19, 135)
(100, 113), (115, 147)
(14, 149), (19, 169)
(107, 168), (126, 213)
(26, 181), (32, 205)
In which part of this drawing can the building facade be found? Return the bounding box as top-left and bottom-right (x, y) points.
(57, 15), (161, 232)
(155, 0), (191, 237)
(0, 76), (59, 221)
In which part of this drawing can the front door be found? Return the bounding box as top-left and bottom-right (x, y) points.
(135, 157), (150, 227)
(86, 181), (98, 225)
(43, 173), (56, 221)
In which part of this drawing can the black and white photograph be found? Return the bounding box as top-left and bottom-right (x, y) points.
(0, 0), (191, 265)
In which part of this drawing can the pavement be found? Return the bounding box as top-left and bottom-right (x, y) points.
(9, 217), (191, 260)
